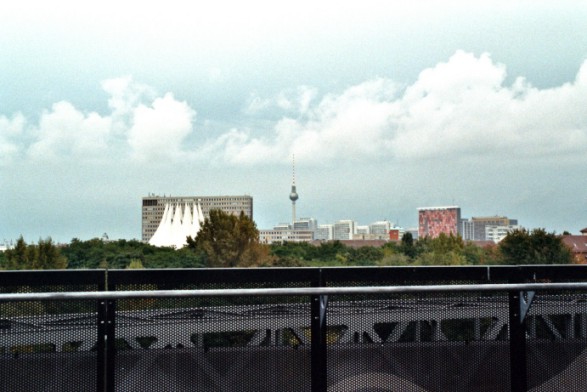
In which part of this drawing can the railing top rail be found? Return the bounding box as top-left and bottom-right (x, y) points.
(2, 282), (587, 302)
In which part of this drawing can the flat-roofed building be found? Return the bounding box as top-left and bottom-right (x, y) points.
(418, 206), (461, 239)
(356, 225), (370, 235)
(472, 216), (516, 241)
(315, 224), (333, 240)
(259, 229), (314, 244)
(369, 221), (392, 236)
(485, 224), (520, 243)
(459, 216), (519, 241)
(389, 227), (405, 241)
(333, 220), (356, 241)
(142, 195), (253, 242)
(294, 217), (318, 231)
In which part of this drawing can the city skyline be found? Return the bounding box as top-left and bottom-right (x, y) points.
(1, 2), (586, 242)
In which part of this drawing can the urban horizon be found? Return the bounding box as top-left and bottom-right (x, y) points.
(2, 2), (586, 243)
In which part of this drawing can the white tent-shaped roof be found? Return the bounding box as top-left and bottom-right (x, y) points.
(148, 202), (204, 248)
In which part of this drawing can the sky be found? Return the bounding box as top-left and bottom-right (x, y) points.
(1, 0), (586, 243)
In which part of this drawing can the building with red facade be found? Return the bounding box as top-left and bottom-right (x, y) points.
(418, 206), (461, 239)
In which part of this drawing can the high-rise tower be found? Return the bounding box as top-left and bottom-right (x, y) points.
(289, 155), (299, 225)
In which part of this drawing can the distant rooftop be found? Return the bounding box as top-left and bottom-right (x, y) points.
(417, 206), (460, 211)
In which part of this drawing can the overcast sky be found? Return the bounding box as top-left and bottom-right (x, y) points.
(1, 1), (586, 243)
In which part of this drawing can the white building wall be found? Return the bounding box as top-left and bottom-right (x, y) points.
(369, 221), (391, 236)
(356, 225), (370, 235)
(315, 224), (333, 240)
(333, 220), (356, 241)
(486, 225), (520, 243)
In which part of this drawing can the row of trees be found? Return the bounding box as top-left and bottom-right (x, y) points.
(1, 237), (67, 270)
(269, 228), (573, 267)
(0, 210), (574, 270)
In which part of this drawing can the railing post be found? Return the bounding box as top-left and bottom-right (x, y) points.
(311, 269), (328, 392)
(509, 291), (527, 392)
(105, 299), (116, 392)
(311, 293), (328, 392)
(97, 299), (107, 392)
(96, 298), (116, 392)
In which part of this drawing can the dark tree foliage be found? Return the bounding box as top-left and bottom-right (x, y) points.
(462, 241), (496, 265)
(2, 236), (67, 270)
(270, 241), (313, 266)
(186, 209), (271, 267)
(347, 246), (384, 266)
(61, 238), (205, 269)
(270, 240), (356, 266)
(498, 228), (573, 265)
(399, 232), (417, 259)
(313, 241), (347, 262)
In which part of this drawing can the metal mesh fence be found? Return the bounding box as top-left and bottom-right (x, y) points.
(526, 291), (587, 391)
(325, 291), (509, 392)
(0, 297), (98, 391)
(3, 267), (587, 391)
(0, 272), (102, 392)
(112, 276), (312, 392)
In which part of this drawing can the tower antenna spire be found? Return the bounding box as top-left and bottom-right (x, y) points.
(289, 154), (299, 225)
(292, 154), (296, 185)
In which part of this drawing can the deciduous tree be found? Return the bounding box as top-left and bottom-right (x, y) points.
(498, 228), (572, 265)
(186, 210), (272, 267)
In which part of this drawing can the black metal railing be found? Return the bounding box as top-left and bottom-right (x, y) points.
(2, 266), (587, 391)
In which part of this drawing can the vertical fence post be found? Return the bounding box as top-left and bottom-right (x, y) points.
(105, 299), (116, 392)
(97, 299), (107, 392)
(509, 291), (527, 392)
(311, 270), (327, 392)
(311, 293), (328, 392)
(96, 298), (116, 392)
(97, 270), (116, 392)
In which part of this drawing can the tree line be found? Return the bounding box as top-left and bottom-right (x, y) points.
(0, 210), (574, 270)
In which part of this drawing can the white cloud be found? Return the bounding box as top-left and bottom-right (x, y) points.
(4, 51), (587, 169)
(276, 86), (319, 115)
(203, 51), (587, 165)
(244, 92), (272, 114)
(1, 79), (197, 165)
(127, 93), (196, 161)
(27, 102), (111, 161)
(101, 77), (155, 136)
(391, 52), (587, 159)
(244, 86), (318, 116)
(0, 113), (25, 164)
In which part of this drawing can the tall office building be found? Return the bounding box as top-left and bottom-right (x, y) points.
(472, 216), (517, 241)
(142, 195), (253, 242)
(369, 221), (392, 236)
(485, 224), (520, 243)
(460, 216), (519, 241)
(315, 224), (334, 241)
(356, 226), (370, 235)
(333, 220), (356, 240)
(418, 206), (461, 239)
(460, 219), (475, 241)
(294, 217), (318, 231)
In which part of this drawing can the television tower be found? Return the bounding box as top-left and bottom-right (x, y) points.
(289, 155), (299, 225)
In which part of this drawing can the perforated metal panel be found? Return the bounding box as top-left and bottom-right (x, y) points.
(0, 297), (98, 391)
(112, 278), (312, 392)
(324, 292), (509, 392)
(4, 267), (587, 391)
(526, 291), (587, 391)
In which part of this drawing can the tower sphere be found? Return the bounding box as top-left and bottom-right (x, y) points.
(290, 185), (299, 202)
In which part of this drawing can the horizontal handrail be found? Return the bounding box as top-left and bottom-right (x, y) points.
(2, 282), (587, 302)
